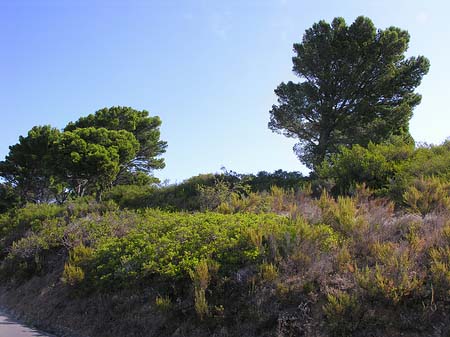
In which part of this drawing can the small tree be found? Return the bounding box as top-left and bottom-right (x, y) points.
(0, 125), (61, 203)
(54, 127), (139, 200)
(0, 107), (166, 203)
(269, 16), (429, 169)
(65, 106), (167, 184)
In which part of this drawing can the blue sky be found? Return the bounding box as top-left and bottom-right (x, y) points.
(1, 0), (449, 183)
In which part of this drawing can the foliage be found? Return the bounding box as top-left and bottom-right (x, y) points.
(318, 137), (414, 195)
(318, 192), (365, 236)
(89, 211), (287, 288)
(242, 170), (306, 192)
(54, 127), (140, 199)
(260, 262), (278, 282)
(0, 203), (64, 251)
(403, 177), (450, 215)
(403, 139), (450, 180)
(62, 244), (94, 288)
(0, 181), (449, 335)
(0, 183), (19, 213)
(155, 295), (172, 312)
(0, 107), (166, 203)
(105, 171), (304, 212)
(103, 184), (156, 209)
(269, 16), (429, 169)
(190, 260), (211, 320)
(64, 106), (167, 180)
(429, 246), (450, 299)
(356, 242), (423, 304)
(0, 125), (62, 203)
(319, 138), (450, 205)
(323, 291), (361, 336)
(62, 263), (85, 287)
(114, 171), (160, 186)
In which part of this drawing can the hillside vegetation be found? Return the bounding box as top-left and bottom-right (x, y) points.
(0, 167), (449, 336)
(0, 15), (448, 337)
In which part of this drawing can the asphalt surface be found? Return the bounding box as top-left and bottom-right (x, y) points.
(0, 312), (54, 337)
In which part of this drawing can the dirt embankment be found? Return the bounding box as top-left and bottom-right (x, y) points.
(1, 269), (450, 337)
(0, 267), (273, 337)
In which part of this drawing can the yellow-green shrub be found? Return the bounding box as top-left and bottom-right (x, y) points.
(319, 192), (365, 236)
(194, 288), (209, 320)
(429, 247), (450, 299)
(155, 295), (172, 312)
(61, 244), (94, 288)
(323, 291), (361, 336)
(260, 262), (278, 282)
(356, 243), (423, 304)
(403, 177), (450, 215)
(62, 263), (85, 286)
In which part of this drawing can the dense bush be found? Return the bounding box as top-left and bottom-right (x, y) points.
(104, 170), (307, 212)
(0, 183), (19, 213)
(403, 177), (450, 215)
(319, 138), (450, 206)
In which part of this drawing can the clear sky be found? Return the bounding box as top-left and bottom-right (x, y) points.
(1, 0), (449, 183)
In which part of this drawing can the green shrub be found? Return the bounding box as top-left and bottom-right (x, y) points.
(194, 288), (209, 320)
(293, 220), (341, 252)
(356, 243), (423, 304)
(319, 192), (365, 236)
(403, 177), (450, 215)
(64, 197), (119, 217)
(323, 291), (361, 336)
(318, 138), (450, 206)
(155, 295), (172, 312)
(102, 185), (154, 209)
(318, 139), (412, 196)
(4, 234), (49, 278)
(61, 244), (94, 288)
(78, 211), (289, 290)
(190, 259), (211, 291)
(260, 262), (278, 282)
(62, 263), (85, 286)
(190, 260), (211, 320)
(429, 247), (450, 299)
(197, 179), (234, 211)
(0, 183), (19, 213)
(0, 203), (64, 246)
(403, 140), (450, 182)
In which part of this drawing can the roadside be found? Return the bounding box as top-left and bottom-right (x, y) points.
(0, 310), (55, 337)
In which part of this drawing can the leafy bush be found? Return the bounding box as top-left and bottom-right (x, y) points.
(194, 288), (209, 320)
(403, 177), (450, 215)
(318, 139), (413, 196)
(260, 262), (278, 282)
(318, 192), (366, 236)
(62, 263), (85, 287)
(318, 138), (450, 207)
(190, 260), (211, 320)
(104, 170), (307, 212)
(429, 246), (450, 299)
(356, 242), (423, 304)
(0, 202), (64, 239)
(0, 183), (19, 213)
(79, 211), (290, 290)
(102, 185), (155, 209)
(323, 291), (361, 336)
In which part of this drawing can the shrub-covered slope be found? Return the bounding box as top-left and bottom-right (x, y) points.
(0, 190), (449, 337)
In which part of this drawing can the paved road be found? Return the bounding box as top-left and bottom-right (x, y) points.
(0, 312), (54, 337)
